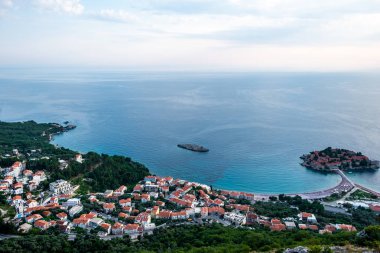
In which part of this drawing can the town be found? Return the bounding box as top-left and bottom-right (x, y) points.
(300, 147), (380, 171)
(1, 153), (378, 241)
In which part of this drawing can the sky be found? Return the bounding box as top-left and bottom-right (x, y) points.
(0, 0), (380, 71)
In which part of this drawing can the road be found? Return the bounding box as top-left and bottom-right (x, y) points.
(354, 184), (380, 198)
(254, 169), (355, 200)
(0, 234), (20, 240)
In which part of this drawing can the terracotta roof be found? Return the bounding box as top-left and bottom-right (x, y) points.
(56, 212), (67, 219)
(103, 203), (115, 209)
(34, 220), (49, 228)
(124, 224), (139, 230)
(112, 222), (124, 229)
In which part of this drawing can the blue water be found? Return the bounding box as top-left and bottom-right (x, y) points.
(1, 70), (380, 193)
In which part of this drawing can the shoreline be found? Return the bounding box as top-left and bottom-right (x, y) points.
(50, 124), (380, 200)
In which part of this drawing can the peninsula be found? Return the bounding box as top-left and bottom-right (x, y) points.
(300, 147), (380, 171)
(177, 144), (209, 152)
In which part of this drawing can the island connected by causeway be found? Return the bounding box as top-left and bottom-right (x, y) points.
(0, 121), (379, 253)
(300, 147), (380, 172)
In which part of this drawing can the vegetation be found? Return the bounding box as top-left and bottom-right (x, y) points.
(0, 120), (75, 158)
(0, 121), (149, 192)
(0, 224), (379, 253)
(347, 189), (378, 200)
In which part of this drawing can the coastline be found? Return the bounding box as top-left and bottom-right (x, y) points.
(50, 124), (380, 200)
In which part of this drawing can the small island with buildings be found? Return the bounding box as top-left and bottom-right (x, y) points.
(300, 147), (380, 171)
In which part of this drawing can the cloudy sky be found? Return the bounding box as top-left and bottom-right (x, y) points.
(0, 0), (380, 71)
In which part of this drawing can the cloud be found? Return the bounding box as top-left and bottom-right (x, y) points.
(93, 9), (139, 23)
(1, 0), (14, 8)
(36, 0), (84, 15)
(1, 0), (380, 70)
(86, 0), (380, 45)
(0, 0), (14, 16)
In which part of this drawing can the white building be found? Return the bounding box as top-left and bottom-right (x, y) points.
(49, 180), (73, 195)
(75, 154), (83, 163)
(63, 198), (81, 207)
(224, 212), (246, 225)
(69, 205), (83, 217)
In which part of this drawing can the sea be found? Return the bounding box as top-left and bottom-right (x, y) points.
(1, 70), (380, 194)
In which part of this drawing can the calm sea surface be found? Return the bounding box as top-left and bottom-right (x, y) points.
(1, 71), (380, 193)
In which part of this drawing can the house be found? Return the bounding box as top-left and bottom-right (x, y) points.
(213, 198), (224, 207)
(284, 221), (297, 230)
(324, 224), (337, 233)
(156, 201), (165, 207)
(144, 176), (157, 183)
(171, 211), (188, 220)
(135, 212), (151, 225)
(151, 206), (160, 217)
(26, 214), (43, 223)
(100, 223), (111, 235)
(224, 212), (246, 225)
(88, 195), (98, 203)
(298, 224), (308, 230)
(42, 211), (52, 217)
(23, 170), (33, 177)
(271, 218), (282, 225)
(337, 224), (357, 232)
(63, 198), (81, 207)
(75, 154), (83, 163)
(4, 176), (14, 185)
(69, 205), (83, 217)
(103, 203), (115, 213)
(18, 223), (32, 233)
(49, 196), (59, 204)
(49, 180), (73, 195)
(7, 161), (23, 177)
(123, 206), (132, 213)
(114, 185), (127, 196)
(133, 184), (143, 192)
(143, 223), (156, 231)
(208, 206), (225, 216)
(34, 220), (50, 230)
(73, 218), (90, 229)
(89, 217), (104, 228)
(157, 210), (172, 219)
(119, 198), (132, 207)
(0, 185), (9, 193)
(13, 182), (23, 194)
(12, 195), (23, 205)
(124, 224), (140, 234)
(33, 171), (47, 182)
(246, 212), (258, 225)
(141, 194), (151, 203)
(298, 212), (318, 224)
(308, 225), (319, 231)
(56, 212), (68, 221)
(144, 183), (159, 192)
(118, 212), (129, 219)
(28, 182), (38, 191)
(26, 199), (38, 208)
(112, 222), (124, 235)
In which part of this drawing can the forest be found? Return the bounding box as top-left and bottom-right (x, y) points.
(0, 224), (379, 253)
